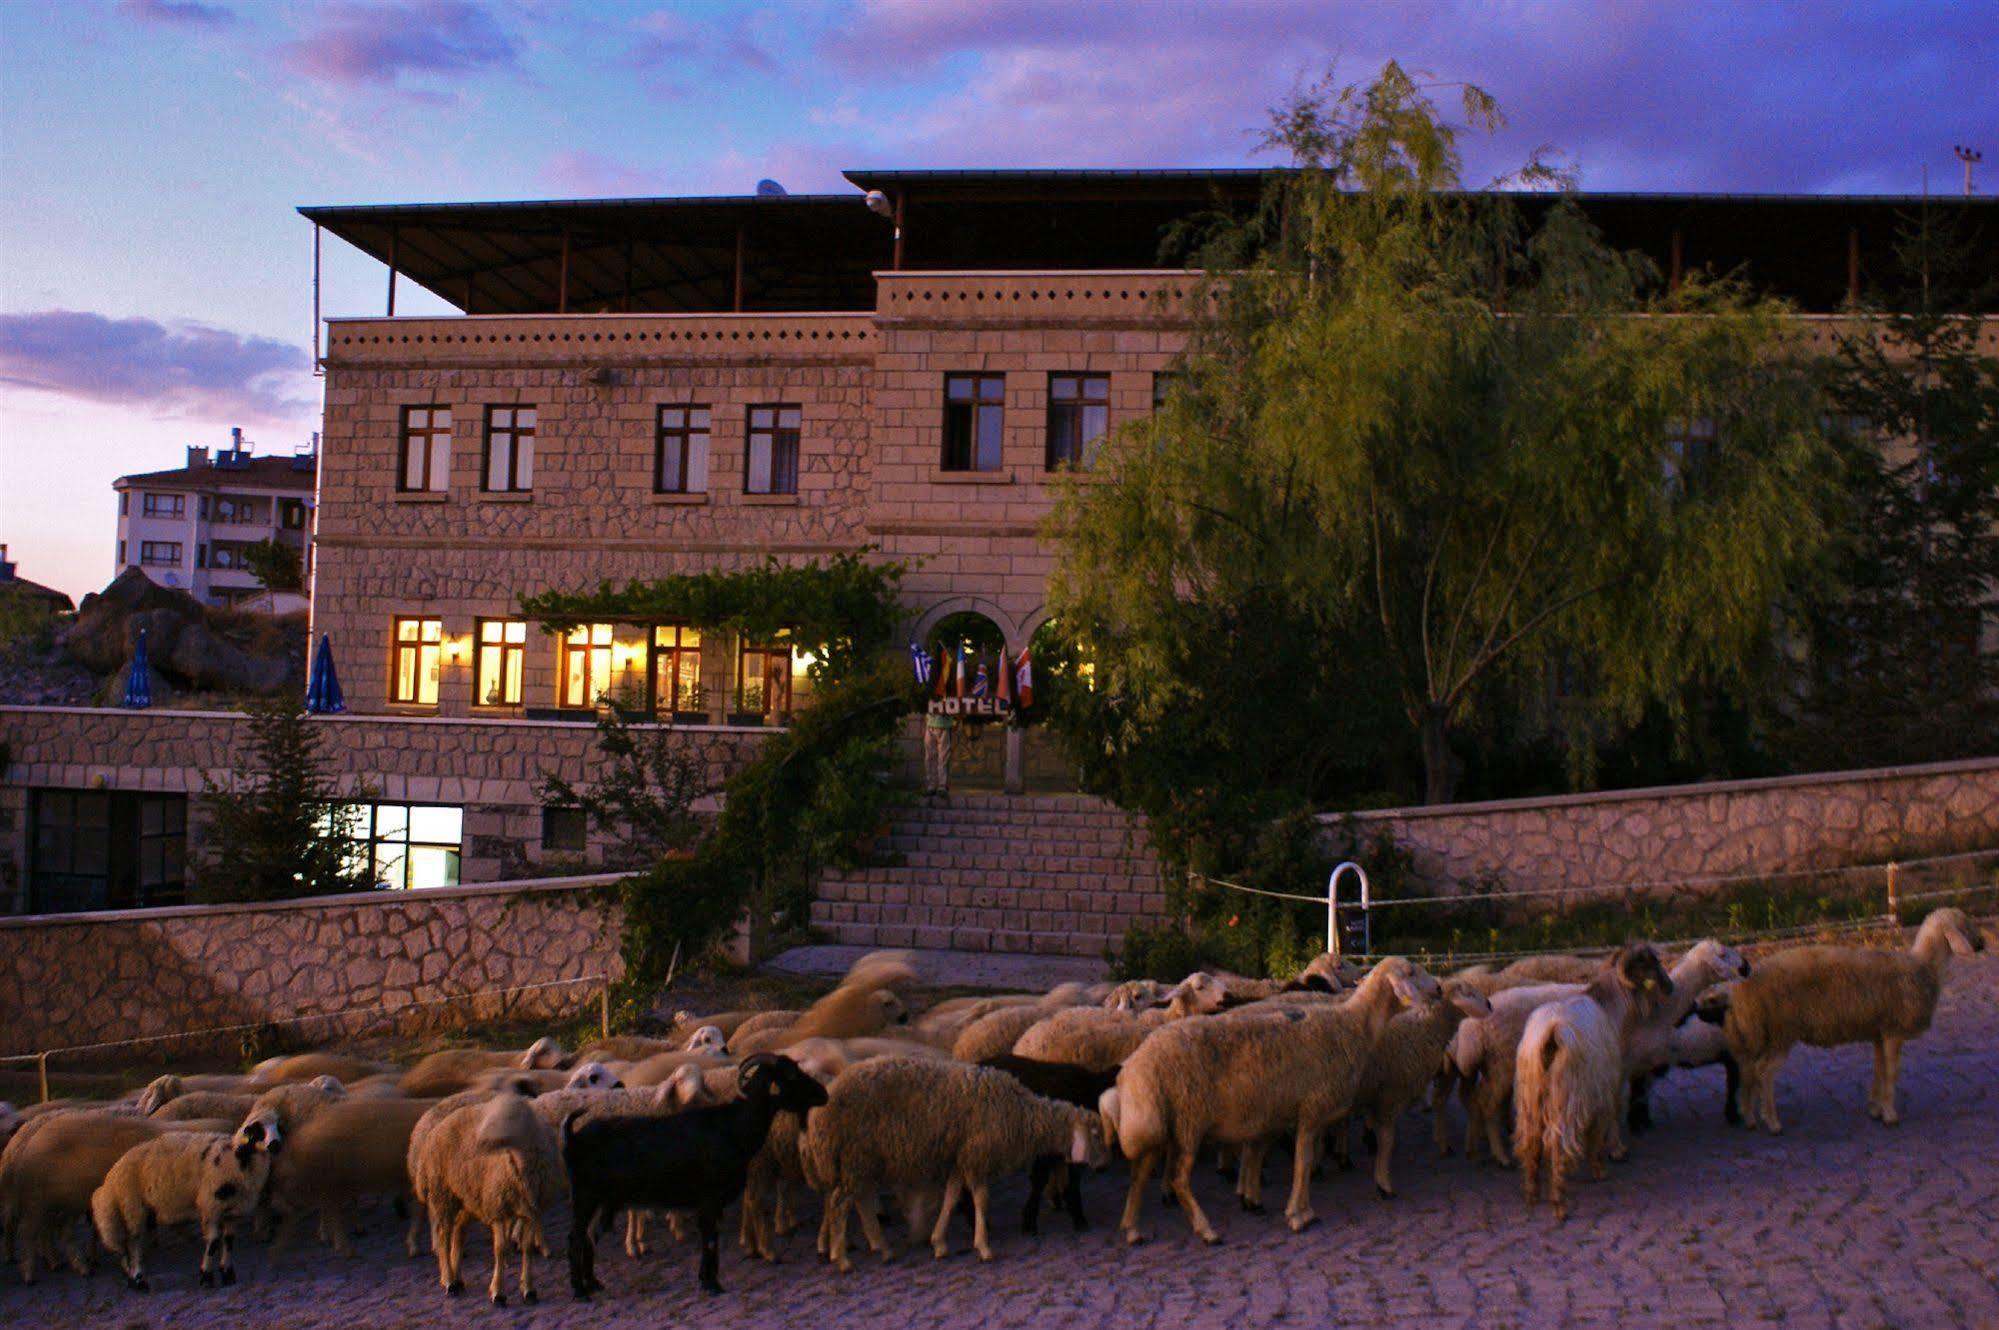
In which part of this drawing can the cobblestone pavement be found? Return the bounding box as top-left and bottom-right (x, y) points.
(5, 955), (1995, 1330)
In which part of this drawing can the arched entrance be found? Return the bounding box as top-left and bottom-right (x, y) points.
(915, 608), (1012, 792)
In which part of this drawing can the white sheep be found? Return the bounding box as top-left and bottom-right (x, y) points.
(1725, 907), (1986, 1132)
(408, 1088), (565, 1304)
(1111, 956), (1439, 1243)
(801, 1056), (1106, 1271)
(1334, 977), (1493, 1199)
(1011, 973), (1227, 1071)
(247, 1051), (395, 1086)
(398, 1037), (568, 1097)
(90, 1108), (284, 1290)
(1514, 944), (1674, 1220)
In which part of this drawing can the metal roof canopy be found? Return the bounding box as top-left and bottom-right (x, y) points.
(303, 172), (1999, 317)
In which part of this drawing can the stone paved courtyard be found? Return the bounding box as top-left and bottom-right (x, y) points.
(5, 954), (1996, 1330)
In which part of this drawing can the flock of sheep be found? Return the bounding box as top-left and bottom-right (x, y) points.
(0, 905), (1984, 1306)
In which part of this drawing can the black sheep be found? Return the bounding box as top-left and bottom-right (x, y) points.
(561, 1052), (827, 1299)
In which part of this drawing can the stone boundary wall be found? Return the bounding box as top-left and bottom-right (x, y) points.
(0, 878), (621, 1058)
(1330, 757), (1999, 902)
(0, 706), (769, 895)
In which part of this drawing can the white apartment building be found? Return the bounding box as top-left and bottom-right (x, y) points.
(112, 430), (317, 610)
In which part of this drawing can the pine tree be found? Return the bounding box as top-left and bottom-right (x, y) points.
(198, 698), (368, 901)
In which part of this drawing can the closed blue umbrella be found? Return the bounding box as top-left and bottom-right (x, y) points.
(305, 633), (345, 714)
(122, 628), (153, 708)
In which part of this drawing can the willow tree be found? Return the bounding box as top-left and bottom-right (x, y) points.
(1048, 64), (1836, 806)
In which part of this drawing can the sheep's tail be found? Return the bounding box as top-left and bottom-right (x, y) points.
(89, 1185), (129, 1261)
(1516, 1020), (1583, 1169)
(1106, 1075), (1166, 1161)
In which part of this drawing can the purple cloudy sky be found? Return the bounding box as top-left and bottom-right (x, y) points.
(2, 0), (1995, 602)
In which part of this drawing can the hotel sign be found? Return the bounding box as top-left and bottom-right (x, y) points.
(927, 696), (1013, 719)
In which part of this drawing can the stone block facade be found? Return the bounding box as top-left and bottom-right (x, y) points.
(0, 879), (619, 1058)
(1336, 756), (1999, 903)
(0, 706), (767, 911)
(307, 273), (1198, 728)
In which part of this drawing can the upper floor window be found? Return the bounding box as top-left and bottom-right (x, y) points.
(142, 493), (184, 519)
(391, 616), (443, 706)
(650, 623), (704, 716)
(1047, 373), (1109, 469)
(558, 622), (615, 709)
(483, 406), (536, 493)
(280, 498), (307, 530)
(943, 373), (1005, 472)
(119, 493), (129, 516)
(475, 618), (526, 706)
(746, 404), (800, 495)
(399, 405), (451, 493)
(139, 541), (181, 567)
(1663, 418), (1718, 500)
(656, 405), (711, 494)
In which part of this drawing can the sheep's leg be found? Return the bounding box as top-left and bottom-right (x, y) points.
(1606, 1084), (1630, 1163)
(1061, 1162), (1089, 1232)
(1283, 1122), (1319, 1234)
(1878, 1038), (1903, 1126)
(1734, 1058), (1760, 1128)
(825, 1187), (853, 1273)
(1328, 1115), (1352, 1172)
(1518, 1129), (1541, 1208)
(624, 1210), (646, 1258)
(219, 1221), (239, 1286)
(488, 1221), (510, 1306)
(930, 1174), (963, 1258)
(518, 1215), (539, 1305)
(566, 1194), (602, 1300)
(1757, 1056), (1784, 1134)
(1867, 1040), (1886, 1120)
(1370, 1113), (1397, 1199)
(695, 1204), (724, 1295)
(447, 1210), (472, 1296)
(1549, 1142), (1569, 1223)
(968, 1179), (994, 1261)
(1431, 1068), (1457, 1156)
(774, 1184), (798, 1236)
(854, 1190), (894, 1264)
(1720, 1050), (1742, 1124)
(1021, 1155), (1050, 1235)
(427, 1201), (455, 1292)
(1119, 1151), (1158, 1245)
(1236, 1141), (1265, 1211)
(1170, 1136), (1220, 1244)
(737, 1188), (762, 1257)
(404, 1197), (424, 1259)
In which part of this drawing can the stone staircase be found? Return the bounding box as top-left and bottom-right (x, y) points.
(810, 793), (1167, 958)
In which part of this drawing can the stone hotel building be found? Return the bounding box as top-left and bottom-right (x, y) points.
(2, 173), (1994, 947)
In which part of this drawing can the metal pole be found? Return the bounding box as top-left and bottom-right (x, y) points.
(1327, 861), (1371, 957)
(311, 223), (323, 373)
(733, 224), (745, 312)
(386, 225), (398, 316)
(38, 1051), (50, 1104)
(599, 986), (611, 1040)
(1886, 861), (1900, 919)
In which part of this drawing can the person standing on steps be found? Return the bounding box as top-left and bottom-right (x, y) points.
(923, 705), (956, 799)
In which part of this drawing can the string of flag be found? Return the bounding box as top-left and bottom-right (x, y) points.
(908, 640), (1033, 710)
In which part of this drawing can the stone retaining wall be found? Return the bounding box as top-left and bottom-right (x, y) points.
(0, 879), (620, 1059)
(1334, 757), (1999, 901)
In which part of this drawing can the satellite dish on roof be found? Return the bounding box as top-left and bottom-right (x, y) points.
(756, 178), (787, 197)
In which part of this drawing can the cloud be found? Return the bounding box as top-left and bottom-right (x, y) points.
(622, 8), (778, 99)
(0, 311), (315, 425)
(279, 1), (518, 94)
(809, 1), (1999, 194)
(117, 0), (235, 26)
(542, 149), (674, 198)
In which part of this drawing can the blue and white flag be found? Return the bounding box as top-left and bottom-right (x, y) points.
(908, 641), (934, 687)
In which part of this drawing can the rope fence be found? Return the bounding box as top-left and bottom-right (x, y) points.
(0, 973), (611, 1105)
(1194, 844), (1999, 959)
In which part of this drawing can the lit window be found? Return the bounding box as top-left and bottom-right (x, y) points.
(737, 633), (794, 723)
(650, 623), (704, 716)
(656, 406), (711, 494)
(484, 405), (536, 492)
(746, 404), (800, 495)
(1047, 373), (1109, 469)
(475, 618), (526, 706)
(943, 373), (1005, 471)
(399, 405), (452, 492)
(391, 617), (443, 705)
(331, 803), (462, 891)
(559, 623), (615, 708)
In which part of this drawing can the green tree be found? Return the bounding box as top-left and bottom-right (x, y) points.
(1781, 208), (1999, 764)
(241, 538), (304, 593)
(198, 698), (368, 902)
(540, 709), (709, 868)
(1047, 64), (1837, 808)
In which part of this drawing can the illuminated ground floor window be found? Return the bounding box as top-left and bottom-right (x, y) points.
(334, 802), (463, 890)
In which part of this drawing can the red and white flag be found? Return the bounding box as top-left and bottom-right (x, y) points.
(1013, 647), (1034, 708)
(998, 648), (1016, 706)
